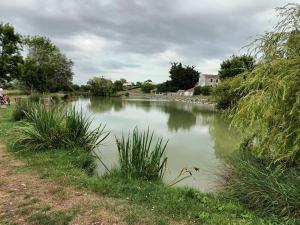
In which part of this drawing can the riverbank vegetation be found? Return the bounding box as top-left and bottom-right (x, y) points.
(116, 128), (168, 180)
(0, 2), (299, 224)
(0, 106), (294, 224)
(219, 3), (300, 221)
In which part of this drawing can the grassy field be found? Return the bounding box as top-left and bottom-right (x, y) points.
(0, 107), (295, 225)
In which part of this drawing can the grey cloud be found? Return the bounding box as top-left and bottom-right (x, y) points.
(0, 0), (286, 83)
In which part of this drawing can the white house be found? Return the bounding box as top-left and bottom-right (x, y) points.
(198, 74), (220, 86)
(176, 88), (194, 96)
(184, 88), (194, 96)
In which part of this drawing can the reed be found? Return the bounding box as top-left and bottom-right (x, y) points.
(14, 104), (65, 151)
(14, 104), (109, 152)
(116, 128), (168, 181)
(65, 107), (109, 151)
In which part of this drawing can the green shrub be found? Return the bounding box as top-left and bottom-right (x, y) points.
(141, 83), (155, 93)
(194, 86), (212, 96)
(12, 100), (33, 121)
(213, 75), (245, 110)
(116, 128), (168, 181)
(124, 92), (129, 97)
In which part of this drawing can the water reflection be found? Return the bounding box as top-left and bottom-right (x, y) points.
(77, 97), (240, 191)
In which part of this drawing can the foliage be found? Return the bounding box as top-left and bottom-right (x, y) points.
(0, 23), (23, 83)
(230, 4), (300, 165)
(219, 55), (255, 80)
(169, 62), (200, 91)
(156, 81), (178, 93)
(113, 80), (123, 92)
(213, 75), (245, 110)
(225, 150), (300, 220)
(141, 83), (155, 93)
(14, 104), (109, 152)
(0, 109), (294, 224)
(20, 36), (73, 92)
(65, 107), (109, 151)
(116, 128), (168, 181)
(12, 100), (34, 121)
(194, 86), (212, 96)
(87, 77), (115, 96)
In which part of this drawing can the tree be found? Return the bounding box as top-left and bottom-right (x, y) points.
(0, 23), (23, 83)
(218, 55), (255, 80)
(113, 80), (123, 92)
(141, 83), (155, 93)
(156, 81), (178, 93)
(230, 3), (300, 165)
(120, 78), (127, 84)
(87, 77), (115, 96)
(169, 62), (199, 90)
(21, 36), (73, 92)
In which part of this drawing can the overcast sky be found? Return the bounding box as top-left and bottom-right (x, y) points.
(0, 0), (295, 84)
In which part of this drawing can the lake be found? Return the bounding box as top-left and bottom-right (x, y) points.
(74, 97), (240, 192)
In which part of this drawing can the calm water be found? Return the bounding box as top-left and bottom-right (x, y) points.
(74, 97), (240, 192)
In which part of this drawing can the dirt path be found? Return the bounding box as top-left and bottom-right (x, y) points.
(0, 144), (127, 225)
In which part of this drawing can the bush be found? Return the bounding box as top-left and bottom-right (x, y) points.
(141, 83), (155, 93)
(116, 128), (168, 181)
(213, 75), (245, 110)
(124, 92), (129, 97)
(194, 86), (212, 96)
(87, 77), (115, 96)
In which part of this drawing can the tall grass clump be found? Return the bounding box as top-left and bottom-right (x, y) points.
(225, 150), (300, 220)
(65, 107), (109, 151)
(12, 100), (35, 121)
(116, 128), (168, 181)
(15, 105), (66, 151)
(14, 104), (109, 152)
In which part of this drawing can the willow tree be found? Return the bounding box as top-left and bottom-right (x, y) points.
(231, 3), (300, 165)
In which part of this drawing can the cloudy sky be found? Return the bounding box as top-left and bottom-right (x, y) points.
(0, 0), (294, 84)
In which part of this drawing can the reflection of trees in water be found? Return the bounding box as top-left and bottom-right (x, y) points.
(200, 114), (240, 159)
(162, 105), (196, 132)
(88, 97), (125, 113)
(87, 97), (239, 158)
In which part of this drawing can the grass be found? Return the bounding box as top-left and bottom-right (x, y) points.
(224, 150), (300, 220)
(0, 107), (297, 224)
(12, 100), (34, 121)
(27, 208), (78, 225)
(14, 104), (109, 152)
(116, 128), (167, 180)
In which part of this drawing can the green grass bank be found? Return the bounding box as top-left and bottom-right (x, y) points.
(0, 107), (296, 225)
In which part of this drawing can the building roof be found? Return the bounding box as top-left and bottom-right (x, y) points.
(201, 74), (219, 79)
